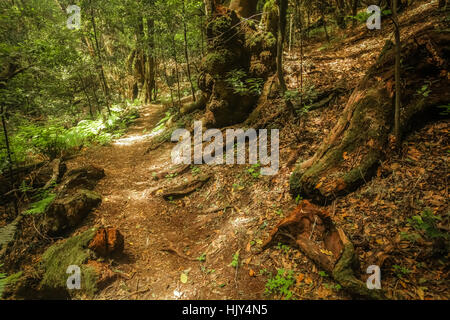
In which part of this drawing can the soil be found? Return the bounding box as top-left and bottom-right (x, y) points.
(2, 0), (448, 300)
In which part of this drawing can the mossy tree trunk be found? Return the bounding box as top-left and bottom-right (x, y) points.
(199, 1), (278, 127)
(290, 28), (450, 204)
(127, 13), (156, 104)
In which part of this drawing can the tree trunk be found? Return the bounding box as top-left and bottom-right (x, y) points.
(229, 0), (259, 18)
(290, 28), (450, 204)
(1, 105), (19, 216)
(352, 0), (359, 28)
(199, 2), (278, 127)
(182, 0), (196, 102)
(89, 0), (111, 115)
(276, 0), (288, 95)
(204, 0), (215, 18)
(392, 0), (401, 145)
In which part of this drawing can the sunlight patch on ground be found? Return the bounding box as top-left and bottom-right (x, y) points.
(113, 128), (164, 146)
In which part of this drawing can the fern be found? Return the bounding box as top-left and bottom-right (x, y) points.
(0, 217), (20, 247)
(0, 265), (22, 299)
(24, 192), (56, 215)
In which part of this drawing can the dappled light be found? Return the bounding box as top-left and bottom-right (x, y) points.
(0, 0), (448, 306)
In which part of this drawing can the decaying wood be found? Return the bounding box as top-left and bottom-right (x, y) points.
(263, 200), (385, 299)
(43, 159), (67, 190)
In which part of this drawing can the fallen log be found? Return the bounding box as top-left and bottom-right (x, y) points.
(263, 200), (386, 299)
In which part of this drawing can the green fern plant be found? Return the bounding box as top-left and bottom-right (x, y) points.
(24, 191), (56, 215)
(0, 264), (21, 299)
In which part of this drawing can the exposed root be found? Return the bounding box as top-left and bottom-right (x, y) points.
(161, 174), (211, 200)
(263, 200), (386, 299)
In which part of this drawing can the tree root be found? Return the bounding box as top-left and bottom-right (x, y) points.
(262, 200), (386, 299)
(161, 174), (211, 200)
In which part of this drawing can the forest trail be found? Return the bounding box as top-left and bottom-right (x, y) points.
(67, 104), (266, 300)
(61, 1), (448, 301)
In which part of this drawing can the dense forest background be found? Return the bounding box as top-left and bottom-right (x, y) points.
(0, 0), (449, 300)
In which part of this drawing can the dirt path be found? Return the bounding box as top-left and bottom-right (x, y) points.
(63, 1), (448, 301)
(68, 104), (267, 300)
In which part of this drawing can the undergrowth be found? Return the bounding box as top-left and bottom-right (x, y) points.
(1, 102), (140, 172)
(264, 268), (295, 300)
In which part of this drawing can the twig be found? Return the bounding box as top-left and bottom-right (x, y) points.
(309, 216), (318, 240)
(127, 287), (150, 297)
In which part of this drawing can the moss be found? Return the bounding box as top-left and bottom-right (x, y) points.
(332, 243), (385, 299)
(204, 50), (234, 75)
(262, 32), (276, 50)
(208, 15), (233, 36)
(261, 0), (279, 34)
(40, 228), (99, 297)
(245, 32), (264, 50)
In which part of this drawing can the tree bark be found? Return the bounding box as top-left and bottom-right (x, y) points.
(199, 2), (278, 127)
(182, 0), (196, 102)
(229, 0), (259, 18)
(89, 0), (111, 115)
(1, 105), (19, 215)
(392, 0), (401, 146)
(290, 28), (450, 204)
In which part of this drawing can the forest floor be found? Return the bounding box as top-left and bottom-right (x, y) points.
(24, 0), (448, 300)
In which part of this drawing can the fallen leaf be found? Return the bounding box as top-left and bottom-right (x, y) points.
(296, 273), (305, 284)
(320, 249), (333, 256)
(417, 287), (425, 300)
(180, 273), (188, 284)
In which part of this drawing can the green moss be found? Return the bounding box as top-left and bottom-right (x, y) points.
(208, 15), (233, 36)
(0, 271), (22, 299)
(263, 0), (278, 15)
(40, 228), (98, 297)
(204, 49), (234, 75)
(332, 243), (385, 299)
(261, 0), (279, 34)
(263, 32), (276, 49)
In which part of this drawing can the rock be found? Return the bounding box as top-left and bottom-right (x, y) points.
(15, 228), (123, 299)
(88, 227), (124, 257)
(41, 189), (101, 236)
(38, 228), (99, 298)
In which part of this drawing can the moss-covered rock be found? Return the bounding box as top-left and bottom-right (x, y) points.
(39, 228), (99, 298)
